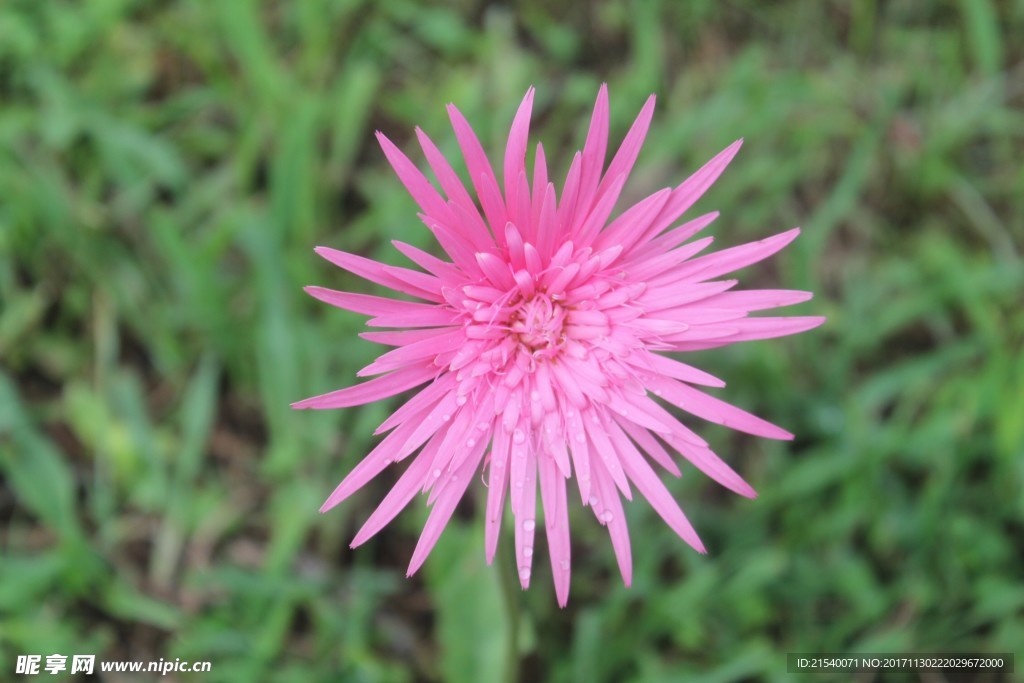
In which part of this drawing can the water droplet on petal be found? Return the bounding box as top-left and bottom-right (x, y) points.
(513, 429), (526, 444)
(575, 433), (586, 443)
(530, 390), (540, 402)
(560, 559), (569, 570)
(456, 395), (468, 406)
(519, 567), (532, 581)
(601, 510), (614, 523)
(477, 422), (489, 431)
(588, 496), (598, 507)
(432, 469), (442, 479)
(466, 438), (476, 447)
(522, 519), (536, 532)
(523, 546), (534, 558)
(442, 414), (451, 422)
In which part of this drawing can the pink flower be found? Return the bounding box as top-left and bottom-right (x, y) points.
(296, 86), (824, 605)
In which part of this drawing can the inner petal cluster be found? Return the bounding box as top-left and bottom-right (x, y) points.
(511, 295), (566, 356)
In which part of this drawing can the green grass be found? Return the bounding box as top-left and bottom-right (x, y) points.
(1, 1), (1022, 681)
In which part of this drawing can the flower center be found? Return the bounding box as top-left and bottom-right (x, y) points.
(510, 295), (566, 356)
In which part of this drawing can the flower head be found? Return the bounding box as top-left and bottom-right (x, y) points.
(296, 86), (824, 605)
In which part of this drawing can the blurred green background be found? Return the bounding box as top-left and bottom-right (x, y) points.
(2, 0), (1022, 681)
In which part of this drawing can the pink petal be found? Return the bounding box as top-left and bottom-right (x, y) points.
(716, 315), (826, 341)
(700, 289), (814, 312)
(606, 417), (705, 552)
(315, 246), (443, 301)
(662, 434), (757, 499)
(485, 426), (511, 564)
(376, 131), (452, 223)
(447, 104), (507, 243)
(641, 352), (726, 388)
(575, 172), (626, 246)
(539, 456), (572, 607)
(531, 143), (549, 227)
(623, 235), (716, 281)
(360, 328), (457, 347)
(321, 415), (425, 513)
(635, 279), (737, 312)
(512, 445), (539, 589)
(647, 375), (793, 440)
(504, 87), (535, 204)
(576, 83), (610, 217)
(358, 329), (465, 376)
(628, 211), (720, 263)
(406, 440), (486, 576)
(415, 127), (492, 246)
(673, 227), (801, 282)
(391, 240), (462, 281)
(593, 187), (672, 256)
(641, 139), (744, 244)
(565, 404), (592, 504)
(591, 454), (632, 585)
(556, 152), (583, 233)
(350, 440), (437, 547)
(292, 363), (438, 410)
(614, 417), (681, 476)
(374, 375), (457, 434)
(593, 94), (656, 216)
(583, 409), (633, 500)
(418, 214), (483, 275)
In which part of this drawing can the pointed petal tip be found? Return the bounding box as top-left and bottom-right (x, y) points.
(737, 482), (759, 499)
(301, 285), (324, 299)
(797, 315), (827, 333)
(350, 528), (372, 549)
